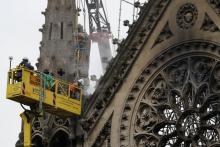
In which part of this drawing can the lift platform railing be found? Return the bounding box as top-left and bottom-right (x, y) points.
(7, 67), (82, 116)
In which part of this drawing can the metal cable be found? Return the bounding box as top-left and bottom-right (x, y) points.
(118, 0), (123, 40)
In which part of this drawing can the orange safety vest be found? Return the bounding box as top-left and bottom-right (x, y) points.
(69, 83), (78, 92)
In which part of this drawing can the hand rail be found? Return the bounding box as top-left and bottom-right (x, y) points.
(57, 81), (69, 97)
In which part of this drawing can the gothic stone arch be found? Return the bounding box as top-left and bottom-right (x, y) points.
(83, 0), (220, 147)
(49, 129), (71, 147)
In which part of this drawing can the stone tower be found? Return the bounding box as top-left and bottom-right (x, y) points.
(38, 0), (90, 82)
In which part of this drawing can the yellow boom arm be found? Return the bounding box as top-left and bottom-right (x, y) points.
(20, 112), (34, 147)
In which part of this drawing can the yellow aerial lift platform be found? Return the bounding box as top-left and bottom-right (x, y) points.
(6, 67), (82, 146)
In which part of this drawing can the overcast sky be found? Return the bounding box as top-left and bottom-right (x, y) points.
(0, 0), (145, 146)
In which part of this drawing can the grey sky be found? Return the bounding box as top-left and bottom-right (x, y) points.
(0, 0), (145, 146)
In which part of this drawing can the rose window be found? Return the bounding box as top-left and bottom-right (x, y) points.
(134, 57), (220, 147)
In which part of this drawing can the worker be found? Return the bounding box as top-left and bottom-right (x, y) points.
(43, 70), (55, 90)
(15, 58), (35, 82)
(14, 71), (22, 82)
(69, 83), (80, 99)
(19, 58), (34, 70)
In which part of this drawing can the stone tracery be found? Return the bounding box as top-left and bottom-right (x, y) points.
(134, 56), (220, 146)
(120, 42), (220, 147)
(136, 57), (220, 146)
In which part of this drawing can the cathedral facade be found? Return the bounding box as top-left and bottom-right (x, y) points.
(16, 0), (220, 146)
(83, 0), (220, 146)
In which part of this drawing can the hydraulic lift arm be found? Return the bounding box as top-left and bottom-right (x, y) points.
(20, 112), (34, 147)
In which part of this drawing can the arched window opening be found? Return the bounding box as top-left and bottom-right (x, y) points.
(32, 135), (44, 147)
(49, 130), (71, 147)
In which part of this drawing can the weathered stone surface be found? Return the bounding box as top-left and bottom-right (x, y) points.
(38, 0), (90, 82)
